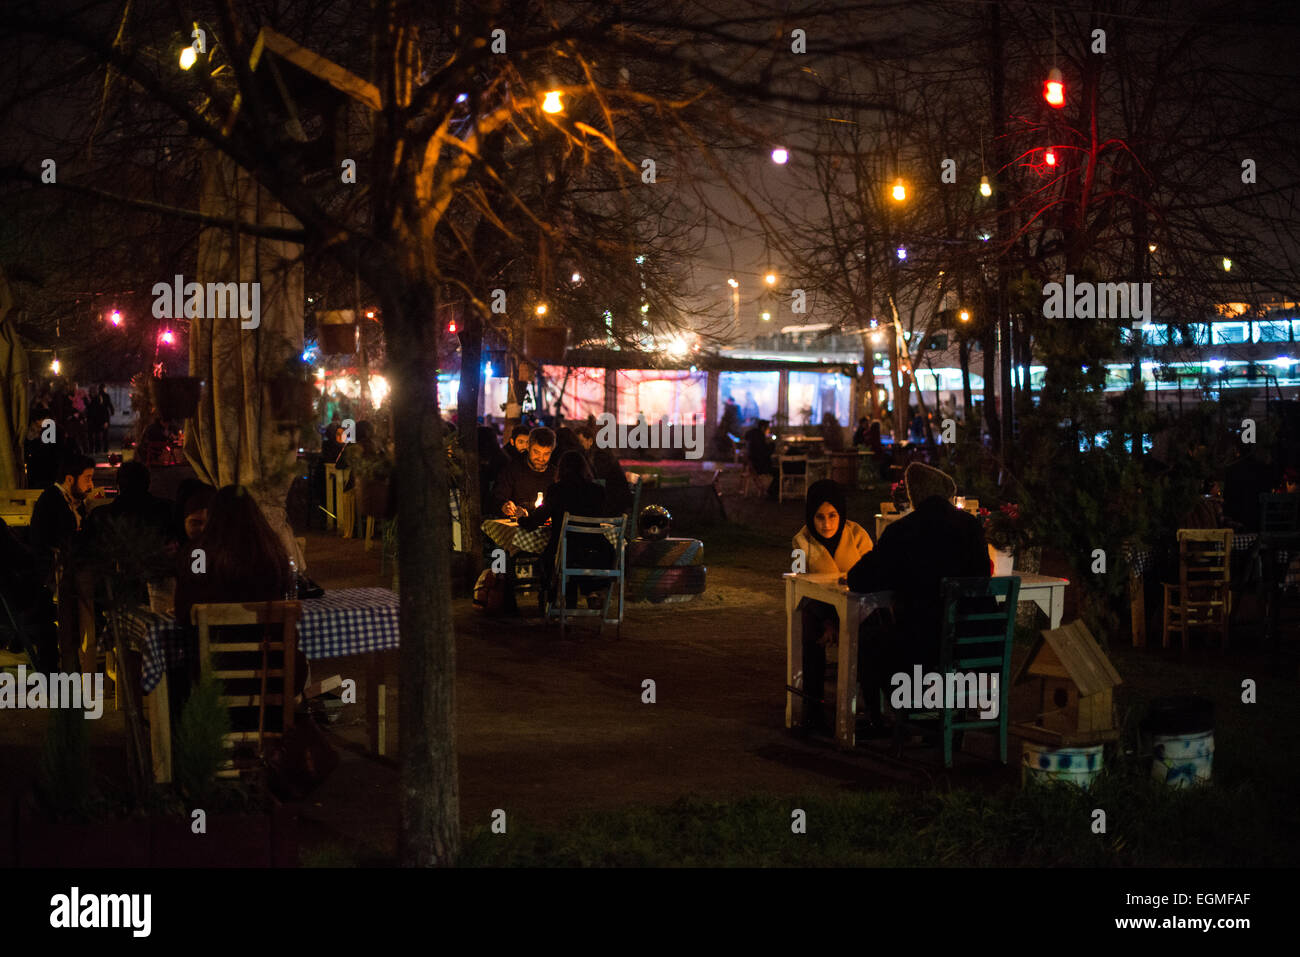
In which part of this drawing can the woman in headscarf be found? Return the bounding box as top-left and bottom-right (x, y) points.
(791, 479), (873, 732)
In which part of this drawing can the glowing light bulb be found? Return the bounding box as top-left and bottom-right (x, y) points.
(1045, 150), (1057, 166)
(571, 272), (582, 283)
(765, 273), (777, 285)
(160, 330), (175, 345)
(896, 246), (907, 261)
(51, 358), (61, 375)
(179, 46), (197, 70)
(979, 175), (992, 197)
(1222, 258), (1232, 272)
(109, 310), (122, 326)
(761, 311), (771, 321)
(771, 147), (789, 164)
(541, 90), (563, 114)
(891, 179), (906, 202)
(1044, 68), (1065, 108)
(727, 278), (738, 288)
(959, 310), (970, 322)
(536, 304), (548, 316)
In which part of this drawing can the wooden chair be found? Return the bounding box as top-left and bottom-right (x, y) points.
(546, 514), (627, 639)
(891, 576), (1020, 768)
(1162, 529), (1232, 650)
(880, 501), (899, 516)
(194, 600), (301, 778)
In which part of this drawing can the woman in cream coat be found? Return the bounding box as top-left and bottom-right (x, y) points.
(792, 480), (873, 732)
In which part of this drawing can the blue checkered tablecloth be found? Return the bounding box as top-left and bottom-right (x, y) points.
(124, 588), (401, 694)
(1125, 533), (1260, 576)
(482, 518), (622, 557)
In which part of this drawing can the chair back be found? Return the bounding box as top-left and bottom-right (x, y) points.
(1174, 528), (1231, 622)
(1259, 493), (1300, 546)
(627, 474), (644, 525)
(557, 514), (626, 575)
(193, 600), (301, 778)
(938, 576), (1020, 681)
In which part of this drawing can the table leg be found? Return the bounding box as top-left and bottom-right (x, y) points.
(366, 654), (387, 756)
(785, 580), (802, 729)
(834, 603), (857, 751)
(147, 672), (173, 784)
(1050, 586), (1064, 630)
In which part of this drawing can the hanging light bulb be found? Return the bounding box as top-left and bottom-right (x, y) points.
(1044, 68), (1065, 108)
(541, 90), (563, 114)
(1222, 258), (1233, 272)
(891, 179), (906, 202)
(979, 175), (992, 197)
(771, 147), (789, 165)
(1044, 150), (1057, 166)
(51, 357), (61, 375)
(959, 310), (970, 322)
(179, 46), (198, 70)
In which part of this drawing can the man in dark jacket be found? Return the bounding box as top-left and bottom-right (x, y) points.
(504, 425), (531, 466)
(846, 461), (990, 722)
(492, 427), (558, 518)
(29, 453), (97, 586)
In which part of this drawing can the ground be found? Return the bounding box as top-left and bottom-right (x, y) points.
(3, 473), (1298, 866)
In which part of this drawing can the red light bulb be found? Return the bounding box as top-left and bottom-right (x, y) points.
(1045, 150), (1057, 166)
(1044, 68), (1065, 108)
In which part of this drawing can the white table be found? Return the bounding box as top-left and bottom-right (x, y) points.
(784, 571), (1069, 750)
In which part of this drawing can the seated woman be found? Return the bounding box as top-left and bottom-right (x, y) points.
(792, 479), (873, 732)
(172, 485), (304, 717)
(519, 451), (612, 610)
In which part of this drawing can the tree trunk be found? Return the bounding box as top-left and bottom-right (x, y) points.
(384, 281), (459, 867)
(959, 337), (973, 431)
(457, 304), (484, 560)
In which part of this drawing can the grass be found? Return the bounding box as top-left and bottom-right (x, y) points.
(457, 759), (1297, 867)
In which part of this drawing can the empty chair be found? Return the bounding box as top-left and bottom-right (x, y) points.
(194, 600), (301, 779)
(1162, 529), (1232, 650)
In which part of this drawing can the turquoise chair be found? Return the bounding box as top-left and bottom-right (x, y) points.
(891, 576), (1020, 768)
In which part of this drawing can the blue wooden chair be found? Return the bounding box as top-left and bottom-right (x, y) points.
(545, 513), (627, 639)
(891, 576), (1020, 768)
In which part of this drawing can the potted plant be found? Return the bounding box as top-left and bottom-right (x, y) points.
(981, 503), (1030, 575)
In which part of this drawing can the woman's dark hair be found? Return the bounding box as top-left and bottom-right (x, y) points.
(557, 450), (593, 485)
(196, 485), (291, 596)
(554, 427), (582, 456)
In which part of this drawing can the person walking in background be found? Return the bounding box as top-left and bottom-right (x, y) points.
(86, 384), (114, 454)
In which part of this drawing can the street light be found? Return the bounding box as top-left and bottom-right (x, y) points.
(541, 90), (563, 114)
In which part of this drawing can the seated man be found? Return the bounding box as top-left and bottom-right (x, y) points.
(0, 516), (59, 672)
(504, 425), (531, 466)
(519, 451), (611, 609)
(491, 427), (558, 519)
(846, 462), (990, 725)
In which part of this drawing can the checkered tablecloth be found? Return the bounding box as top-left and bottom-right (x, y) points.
(482, 518), (621, 557)
(124, 587), (401, 694)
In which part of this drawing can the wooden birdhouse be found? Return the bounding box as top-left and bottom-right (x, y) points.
(1012, 620), (1122, 745)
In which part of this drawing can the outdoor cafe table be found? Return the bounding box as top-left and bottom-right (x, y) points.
(482, 517), (621, 557)
(784, 571), (1069, 750)
(123, 587), (400, 781)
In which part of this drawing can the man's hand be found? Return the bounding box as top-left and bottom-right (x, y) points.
(501, 501), (519, 519)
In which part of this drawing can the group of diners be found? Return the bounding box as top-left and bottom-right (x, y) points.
(478, 422), (635, 611)
(0, 454), (306, 712)
(791, 462), (992, 735)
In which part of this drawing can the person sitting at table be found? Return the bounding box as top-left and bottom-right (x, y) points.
(504, 425), (531, 465)
(744, 419), (778, 499)
(492, 427), (557, 519)
(174, 479), (216, 544)
(172, 485), (304, 710)
(792, 480), (873, 733)
(846, 461), (989, 727)
(519, 450), (612, 610)
(576, 423), (633, 514)
(85, 460), (173, 545)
